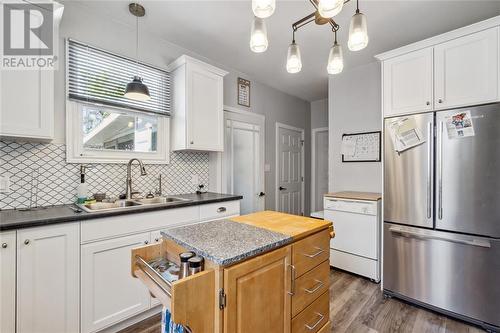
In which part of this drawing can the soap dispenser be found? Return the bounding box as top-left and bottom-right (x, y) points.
(77, 165), (89, 204)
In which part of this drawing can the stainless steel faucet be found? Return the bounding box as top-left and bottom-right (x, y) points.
(126, 158), (147, 199)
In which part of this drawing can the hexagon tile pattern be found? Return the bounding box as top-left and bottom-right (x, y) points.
(0, 140), (209, 210)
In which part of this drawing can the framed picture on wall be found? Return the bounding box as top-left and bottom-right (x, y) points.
(341, 131), (381, 162)
(237, 77), (250, 107)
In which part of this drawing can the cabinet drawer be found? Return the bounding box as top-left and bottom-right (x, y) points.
(292, 291), (329, 333)
(131, 241), (215, 332)
(292, 231), (330, 277)
(199, 200), (240, 221)
(292, 260), (330, 317)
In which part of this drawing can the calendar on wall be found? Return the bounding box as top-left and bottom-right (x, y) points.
(237, 77), (251, 107)
(341, 131), (381, 162)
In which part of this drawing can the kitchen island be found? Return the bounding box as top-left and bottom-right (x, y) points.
(131, 210), (333, 333)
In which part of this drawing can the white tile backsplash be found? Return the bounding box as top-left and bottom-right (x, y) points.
(0, 140), (209, 210)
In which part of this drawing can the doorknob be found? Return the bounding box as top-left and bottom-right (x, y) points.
(258, 192), (265, 197)
(279, 186), (287, 191)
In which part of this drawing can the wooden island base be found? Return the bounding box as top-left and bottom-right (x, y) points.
(131, 211), (333, 333)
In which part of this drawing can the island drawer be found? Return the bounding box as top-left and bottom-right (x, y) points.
(292, 260), (330, 317)
(199, 200), (240, 221)
(131, 241), (215, 333)
(292, 230), (330, 277)
(291, 291), (329, 333)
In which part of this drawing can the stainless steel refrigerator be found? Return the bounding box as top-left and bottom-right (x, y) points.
(383, 103), (500, 332)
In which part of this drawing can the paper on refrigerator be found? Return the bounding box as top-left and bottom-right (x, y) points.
(388, 117), (426, 152)
(445, 110), (475, 139)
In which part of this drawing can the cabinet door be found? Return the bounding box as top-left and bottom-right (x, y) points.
(0, 231), (16, 333)
(224, 246), (291, 333)
(0, 6), (54, 140)
(81, 232), (151, 333)
(17, 223), (79, 333)
(434, 27), (499, 109)
(383, 48), (433, 117)
(187, 63), (224, 151)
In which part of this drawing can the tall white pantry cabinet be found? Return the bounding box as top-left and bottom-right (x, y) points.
(377, 17), (500, 118)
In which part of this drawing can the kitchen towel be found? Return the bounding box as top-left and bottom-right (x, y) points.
(162, 307), (186, 333)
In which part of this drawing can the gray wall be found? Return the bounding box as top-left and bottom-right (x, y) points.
(54, 2), (312, 213)
(310, 99), (328, 129)
(328, 62), (382, 193)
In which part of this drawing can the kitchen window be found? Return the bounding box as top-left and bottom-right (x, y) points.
(65, 39), (171, 163)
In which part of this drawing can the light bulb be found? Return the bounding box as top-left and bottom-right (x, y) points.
(286, 42), (302, 74)
(327, 42), (343, 74)
(252, 0), (275, 18)
(348, 11), (369, 51)
(250, 17), (268, 53)
(318, 0), (343, 18)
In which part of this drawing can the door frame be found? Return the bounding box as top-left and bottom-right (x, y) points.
(275, 122), (305, 215)
(311, 127), (328, 212)
(222, 106), (266, 212)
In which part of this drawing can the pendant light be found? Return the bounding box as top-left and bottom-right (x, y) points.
(252, 0), (275, 19)
(348, 0), (369, 51)
(318, 0), (344, 18)
(125, 3), (151, 101)
(327, 30), (343, 74)
(286, 31), (302, 74)
(250, 16), (269, 53)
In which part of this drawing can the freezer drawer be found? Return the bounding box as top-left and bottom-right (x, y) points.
(383, 223), (500, 328)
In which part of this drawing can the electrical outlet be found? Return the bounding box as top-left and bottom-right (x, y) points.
(190, 174), (199, 185)
(0, 175), (11, 193)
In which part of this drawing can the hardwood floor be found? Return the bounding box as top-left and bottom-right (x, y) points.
(118, 269), (484, 333)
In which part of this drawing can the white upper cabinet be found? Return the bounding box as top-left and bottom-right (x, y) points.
(168, 55), (228, 151)
(383, 48), (434, 117)
(377, 17), (500, 118)
(16, 223), (79, 333)
(434, 27), (499, 109)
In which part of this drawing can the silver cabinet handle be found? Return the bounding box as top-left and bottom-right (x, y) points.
(389, 226), (491, 248)
(144, 240), (149, 245)
(304, 279), (324, 294)
(437, 121), (444, 220)
(190, 141), (194, 145)
(217, 207), (226, 213)
(302, 247), (324, 258)
(1, 243), (7, 248)
(426, 101), (430, 106)
(305, 312), (325, 330)
(426, 122), (433, 219)
(438, 98), (443, 103)
(24, 239), (30, 245)
(288, 264), (296, 296)
(154, 238), (160, 243)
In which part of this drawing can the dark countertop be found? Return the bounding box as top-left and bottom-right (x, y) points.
(161, 219), (293, 266)
(0, 192), (242, 231)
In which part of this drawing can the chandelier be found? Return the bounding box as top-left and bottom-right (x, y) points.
(249, 0), (369, 75)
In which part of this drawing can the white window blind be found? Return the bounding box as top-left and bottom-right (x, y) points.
(67, 39), (171, 115)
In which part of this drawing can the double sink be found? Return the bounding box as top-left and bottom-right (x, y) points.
(77, 196), (191, 213)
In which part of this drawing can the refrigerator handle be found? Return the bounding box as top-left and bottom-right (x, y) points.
(389, 226), (491, 248)
(437, 121), (443, 220)
(427, 122), (433, 219)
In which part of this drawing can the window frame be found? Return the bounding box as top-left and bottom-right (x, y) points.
(66, 101), (170, 164)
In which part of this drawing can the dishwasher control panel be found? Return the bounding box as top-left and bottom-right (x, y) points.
(324, 198), (377, 215)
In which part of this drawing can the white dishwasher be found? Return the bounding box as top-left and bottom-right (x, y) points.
(324, 193), (381, 282)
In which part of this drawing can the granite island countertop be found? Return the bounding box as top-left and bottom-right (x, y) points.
(0, 192), (242, 231)
(161, 218), (294, 266)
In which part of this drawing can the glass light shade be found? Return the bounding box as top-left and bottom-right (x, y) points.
(318, 0), (344, 18)
(250, 17), (268, 53)
(252, 0), (275, 18)
(124, 76), (151, 101)
(286, 42), (302, 74)
(327, 42), (343, 74)
(348, 11), (369, 51)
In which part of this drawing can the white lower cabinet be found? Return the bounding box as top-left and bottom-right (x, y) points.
(81, 232), (152, 333)
(0, 231), (16, 333)
(16, 223), (80, 333)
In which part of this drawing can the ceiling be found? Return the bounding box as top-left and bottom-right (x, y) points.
(64, 1), (500, 102)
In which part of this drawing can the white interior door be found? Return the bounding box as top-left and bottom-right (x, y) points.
(276, 123), (304, 215)
(312, 128), (329, 212)
(224, 109), (265, 215)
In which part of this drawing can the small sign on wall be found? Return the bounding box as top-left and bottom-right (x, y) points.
(237, 77), (250, 107)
